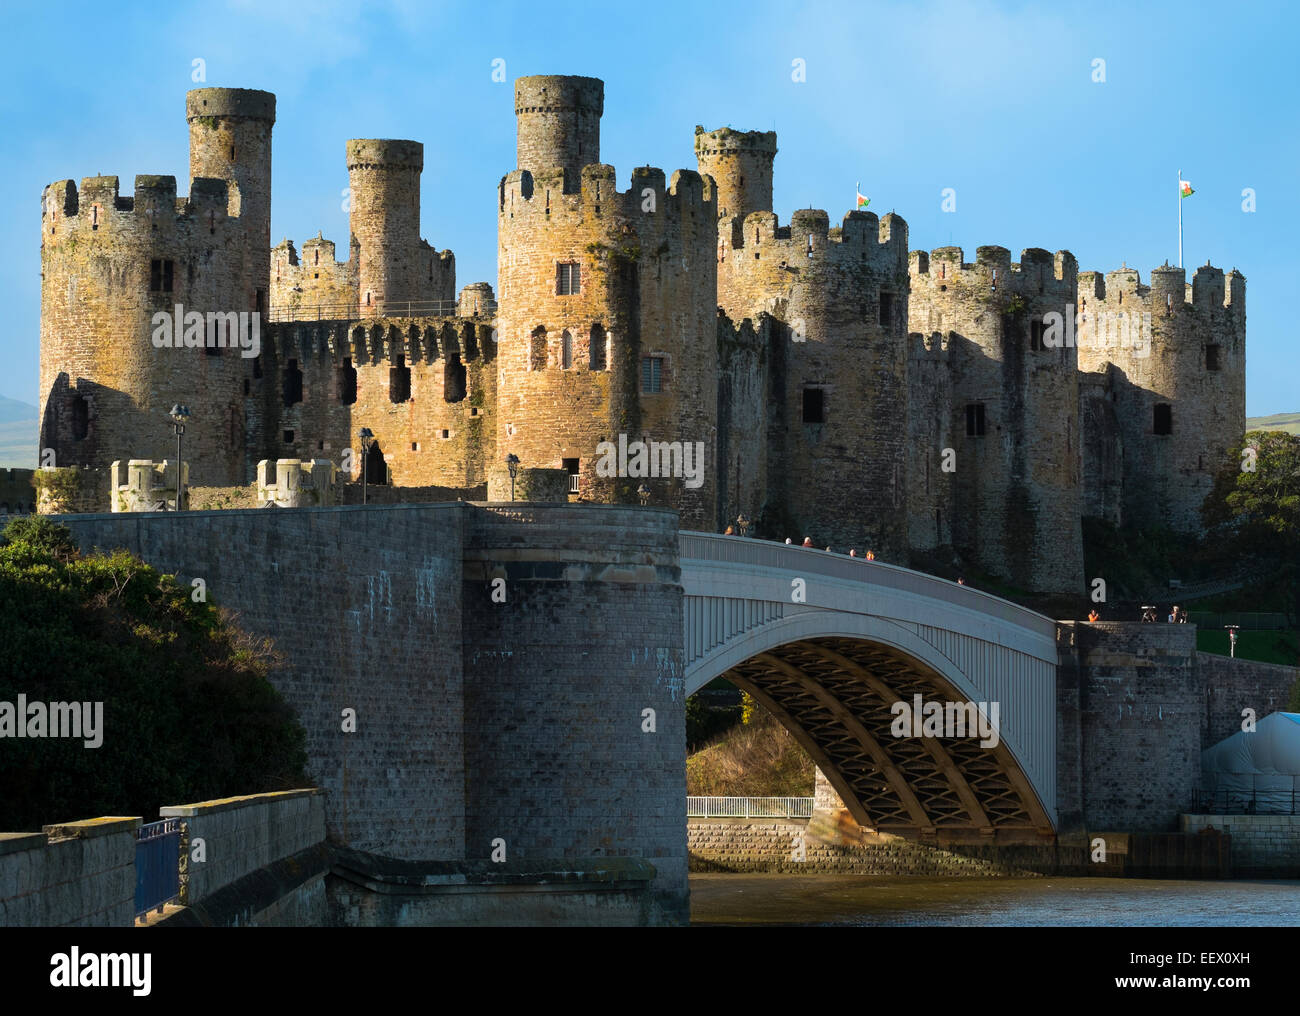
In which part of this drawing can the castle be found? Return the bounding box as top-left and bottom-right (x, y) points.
(37, 77), (1246, 594)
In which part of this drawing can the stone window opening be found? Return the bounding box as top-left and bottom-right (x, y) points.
(70, 394), (89, 441)
(589, 323), (607, 371)
(208, 211), (216, 235)
(563, 457), (580, 494)
(91, 205), (99, 230)
(445, 358), (467, 402)
(314, 250), (319, 265)
(802, 386), (825, 424)
(1205, 344), (1221, 371)
(561, 329), (573, 369)
(641, 355), (664, 394)
(365, 291), (372, 307)
(282, 359), (303, 406)
(879, 291), (895, 329)
(530, 327), (547, 370)
(1153, 403), (1173, 435)
(390, 355), (411, 403)
(283, 429), (294, 444)
(965, 403), (986, 437)
(1030, 319), (1046, 351)
(149, 259), (175, 293)
(557, 262), (581, 296)
(337, 357), (357, 405)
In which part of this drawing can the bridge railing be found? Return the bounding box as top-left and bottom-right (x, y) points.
(687, 796), (814, 819)
(678, 533), (1056, 639)
(134, 817), (183, 921)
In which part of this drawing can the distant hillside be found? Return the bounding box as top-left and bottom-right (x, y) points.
(0, 397), (38, 469)
(1247, 413), (1300, 437)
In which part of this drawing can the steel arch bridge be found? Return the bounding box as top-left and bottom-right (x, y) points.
(680, 534), (1060, 837)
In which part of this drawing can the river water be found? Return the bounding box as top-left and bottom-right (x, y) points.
(689, 874), (1300, 926)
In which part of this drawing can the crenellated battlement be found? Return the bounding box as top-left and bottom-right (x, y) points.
(1077, 262), (1245, 322)
(500, 163), (716, 223)
(262, 314), (494, 368)
(907, 329), (951, 362)
(909, 245), (1078, 301)
(41, 174), (236, 238)
(721, 208), (908, 274)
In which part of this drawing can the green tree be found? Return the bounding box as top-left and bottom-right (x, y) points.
(1203, 430), (1300, 635)
(0, 516), (308, 831)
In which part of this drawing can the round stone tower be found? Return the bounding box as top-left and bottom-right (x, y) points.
(694, 126), (777, 223)
(513, 75), (603, 191)
(1076, 262), (1245, 532)
(908, 245), (1084, 593)
(714, 200), (911, 560)
(346, 139), (426, 315)
(186, 87), (275, 311)
(496, 76), (718, 530)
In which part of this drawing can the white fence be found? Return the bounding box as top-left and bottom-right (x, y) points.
(687, 796), (814, 819)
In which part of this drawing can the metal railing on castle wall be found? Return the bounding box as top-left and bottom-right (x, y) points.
(687, 796), (814, 819)
(265, 299), (494, 323)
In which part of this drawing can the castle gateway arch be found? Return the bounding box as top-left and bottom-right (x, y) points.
(680, 534), (1059, 838)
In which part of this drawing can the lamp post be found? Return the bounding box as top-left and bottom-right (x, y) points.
(505, 453), (520, 501)
(1227, 625), (1240, 658)
(736, 513), (752, 538)
(359, 427), (374, 505)
(168, 404), (190, 511)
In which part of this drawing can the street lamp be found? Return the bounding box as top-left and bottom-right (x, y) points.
(736, 513), (752, 538)
(637, 483), (650, 507)
(505, 453), (520, 501)
(168, 404), (190, 511)
(358, 427), (375, 505)
(1227, 625), (1240, 658)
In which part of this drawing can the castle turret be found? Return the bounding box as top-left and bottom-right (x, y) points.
(694, 126), (777, 224)
(1076, 261), (1245, 531)
(496, 76), (718, 528)
(514, 75), (603, 192)
(186, 87), (275, 312)
(346, 139), (452, 316)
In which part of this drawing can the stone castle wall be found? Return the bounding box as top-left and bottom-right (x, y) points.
(248, 312), (496, 489)
(1077, 264), (1246, 532)
(908, 246), (1085, 593)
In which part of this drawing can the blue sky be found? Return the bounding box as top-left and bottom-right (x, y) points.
(2, 0), (1295, 414)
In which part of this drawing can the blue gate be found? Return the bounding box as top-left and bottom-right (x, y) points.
(134, 818), (182, 920)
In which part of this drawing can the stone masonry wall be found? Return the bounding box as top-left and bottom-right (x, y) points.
(1058, 621), (1201, 831)
(0, 817), (138, 927)
(909, 246), (1084, 593)
(250, 313), (496, 489)
(1198, 651), (1298, 746)
(1182, 814), (1300, 876)
(460, 504), (688, 923)
(59, 504), (466, 861)
(688, 819), (1032, 875)
(1076, 264), (1246, 532)
(160, 789), (325, 906)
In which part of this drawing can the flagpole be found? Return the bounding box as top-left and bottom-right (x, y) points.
(1178, 169), (1183, 268)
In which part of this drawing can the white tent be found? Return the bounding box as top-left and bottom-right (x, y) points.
(1201, 712), (1300, 813)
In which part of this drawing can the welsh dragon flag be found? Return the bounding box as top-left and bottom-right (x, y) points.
(1180, 179), (1194, 198)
